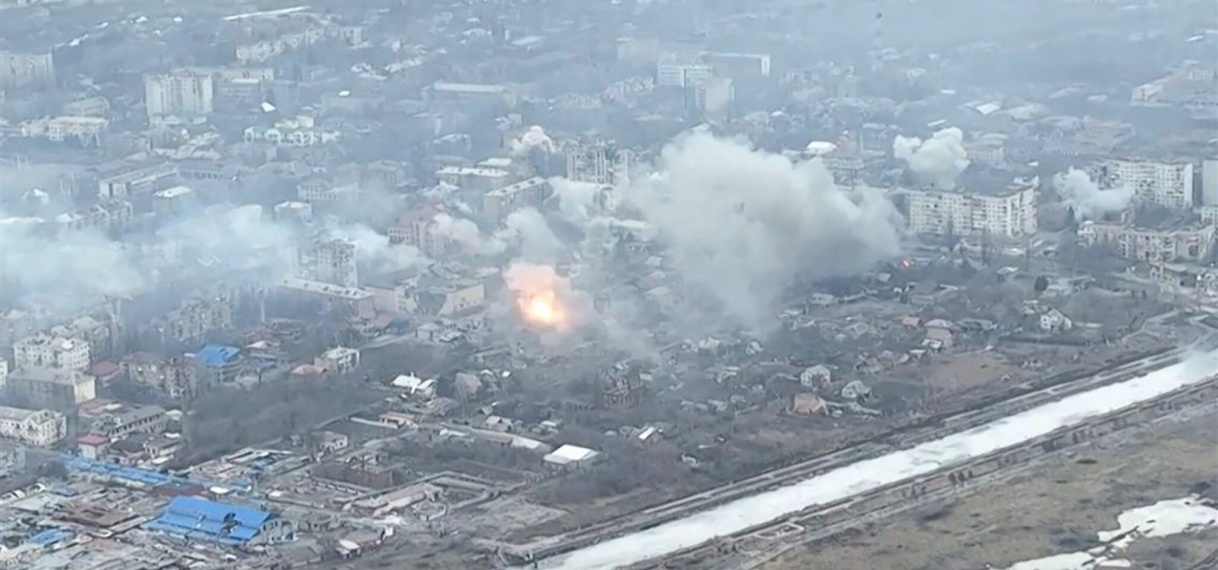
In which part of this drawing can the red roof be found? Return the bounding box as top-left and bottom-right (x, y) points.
(91, 361), (120, 377)
(77, 433), (109, 446)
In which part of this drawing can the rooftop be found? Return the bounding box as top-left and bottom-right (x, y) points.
(144, 496), (273, 546)
(195, 345), (241, 367)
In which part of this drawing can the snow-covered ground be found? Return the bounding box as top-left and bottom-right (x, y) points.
(1004, 496), (1218, 570)
(534, 349), (1218, 570)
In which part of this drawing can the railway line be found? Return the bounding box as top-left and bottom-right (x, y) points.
(497, 346), (1187, 564)
(631, 372), (1218, 570)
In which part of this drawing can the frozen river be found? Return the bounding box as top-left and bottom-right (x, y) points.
(531, 349), (1218, 570)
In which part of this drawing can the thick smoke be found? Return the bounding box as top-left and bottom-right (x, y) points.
(1053, 168), (1134, 222)
(432, 212), (506, 256)
(623, 131), (903, 329)
(509, 125), (556, 156)
(549, 177), (603, 225)
(0, 219), (145, 310)
(893, 127), (970, 190)
(0, 203), (412, 316)
(504, 207), (564, 262)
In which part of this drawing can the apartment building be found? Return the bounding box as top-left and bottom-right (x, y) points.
(12, 334), (90, 372)
(1078, 219), (1215, 263)
(0, 49), (55, 88)
(388, 207), (450, 257)
(483, 177), (551, 221)
(564, 141), (636, 186)
(1092, 158), (1195, 210)
(656, 57), (713, 89)
(298, 237), (358, 288)
(121, 354), (202, 401)
(5, 368), (96, 411)
(144, 70), (215, 119)
(906, 181), (1038, 239)
(0, 406), (66, 447)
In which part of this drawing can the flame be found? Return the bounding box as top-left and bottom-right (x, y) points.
(521, 290), (564, 327)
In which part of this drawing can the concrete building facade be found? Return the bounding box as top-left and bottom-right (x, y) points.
(12, 334), (91, 372)
(1094, 158), (1195, 210)
(0, 406), (66, 447)
(1078, 220), (1216, 263)
(144, 70), (215, 120)
(906, 182), (1038, 239)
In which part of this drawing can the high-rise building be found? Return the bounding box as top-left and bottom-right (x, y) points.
(656, 57), (713, 89)
(144, 70), (215, 120)
(906, 180), (1038, 239)
(565, 140), (635, 186)
(1092, 159), (1195, 210)
(0, 50), (55, 89)
(1201, 158), (1218, 207)
(298, 237), (359, 288)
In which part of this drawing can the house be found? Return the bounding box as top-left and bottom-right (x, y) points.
(76, 433), (110, 460)
(799, 364), (832, 387)
(1039, 308), (1073, 332)
(194, 344), (242, 384)
(923, 327), (954, 350)
(391, 374), (436, 398)
(144, 496), (295, 546)
(95, 405), (168, 440)
(841, 380), (873, 402)
(791, 393), (827, 415)
(314, 347), (360, 375)
(543, 444), (600, 468)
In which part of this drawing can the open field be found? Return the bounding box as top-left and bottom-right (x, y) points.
(763, 408), (1218, 570)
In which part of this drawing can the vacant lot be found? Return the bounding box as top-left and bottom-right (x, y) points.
(765, 408), (1218, 570)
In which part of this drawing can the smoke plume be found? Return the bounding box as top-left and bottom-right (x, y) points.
(509, 125), (556, 156)
(432, 212), (506, 256)
(549, 177), (604, 225)
(504, 208), (564, 262)
(893, 127), (970, 190)
(623, 131), (903, 329)
(1053, 168), (1134, 222)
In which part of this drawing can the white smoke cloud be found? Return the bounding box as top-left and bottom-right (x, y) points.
(623, 131), (904, 329)
(319, 221), (431, 275)
(509, 125), (556, 156)
(1053, 168), (1135, 222)
(548, 177), (603, 225)
(504, 207), (564, 262)
(894, 127), (971, 190)
(432, 212), (506, 256)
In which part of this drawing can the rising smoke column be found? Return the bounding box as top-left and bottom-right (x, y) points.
(893, 127), (971, 190)
(624, 131), (904, 330)
(1053, 168), (1135, 222)
(432, 212), (506, 256)
(509, 125), (556, 156)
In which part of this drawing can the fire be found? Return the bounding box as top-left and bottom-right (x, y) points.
(521, 290), (564, 327)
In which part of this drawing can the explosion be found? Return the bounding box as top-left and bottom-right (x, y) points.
(522, 290), (565, 327)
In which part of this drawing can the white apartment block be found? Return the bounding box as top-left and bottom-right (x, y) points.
(12, 334), (90, 372)
(1078, 221), (1215, 263)
(46, 116), (108, 143)
(1095, 159), (1195, 210)
(0, 406), (66, 447)
(144, 70), (215, 119)
(1202, 159), (1218, 206)
(906, 183), (1038, 239)
(656, 58), (713, 89)
(0, 357), (7, 393)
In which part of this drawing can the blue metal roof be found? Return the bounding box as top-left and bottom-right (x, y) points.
(145, 496), (272, 545)
(196, 345), (240, 367)
(28, 528), (72, 546)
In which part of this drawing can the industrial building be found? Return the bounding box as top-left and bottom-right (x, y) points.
(905, 179), (1038, 239)
(0, 406), (66, 447)
(144, 496), (295, 546)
